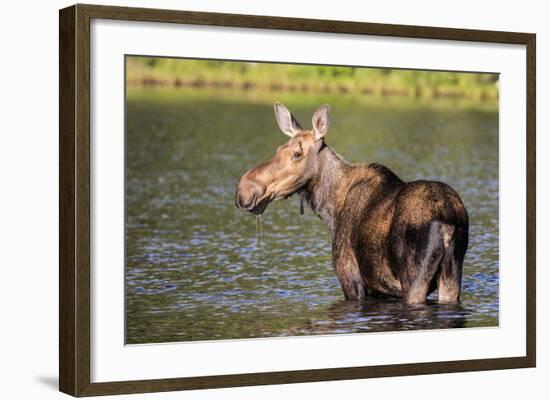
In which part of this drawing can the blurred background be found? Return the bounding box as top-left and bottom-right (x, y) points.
(125, 56), (499, 344)
(127, 56), (499, 101)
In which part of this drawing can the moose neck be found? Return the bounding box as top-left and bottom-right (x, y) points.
(303, 145), (349, 235)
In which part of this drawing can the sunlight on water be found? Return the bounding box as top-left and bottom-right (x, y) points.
(125, 87), (499, 344)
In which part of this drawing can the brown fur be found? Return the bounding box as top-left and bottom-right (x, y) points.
(235, 103), (468, 304)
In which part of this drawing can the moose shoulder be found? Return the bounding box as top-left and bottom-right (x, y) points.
(235, 102), (468, 304)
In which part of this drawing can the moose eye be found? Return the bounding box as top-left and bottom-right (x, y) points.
(292, 151), (303, 160)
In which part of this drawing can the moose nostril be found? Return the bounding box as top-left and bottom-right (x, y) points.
(235, 177), (265, 210)
(235, 190), (246, 209)
(235, 190), (256, 209)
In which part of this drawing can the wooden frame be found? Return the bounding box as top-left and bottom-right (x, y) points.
(59, 3), (536, 397)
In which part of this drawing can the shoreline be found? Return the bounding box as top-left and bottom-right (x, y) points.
(126, 77), (499, 102)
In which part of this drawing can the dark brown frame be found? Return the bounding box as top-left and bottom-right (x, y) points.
(59, 3), (536, 397)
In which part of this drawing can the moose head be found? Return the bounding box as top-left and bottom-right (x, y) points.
(235, 103), (330, 215)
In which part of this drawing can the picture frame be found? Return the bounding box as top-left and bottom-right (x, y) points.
(59, 3), (536, 397)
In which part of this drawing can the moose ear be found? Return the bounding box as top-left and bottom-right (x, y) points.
(312, 104), (330, 142)
(274, 102), (303, 137)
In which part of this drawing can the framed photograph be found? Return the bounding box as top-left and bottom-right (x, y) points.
(59, 4), (536, 397)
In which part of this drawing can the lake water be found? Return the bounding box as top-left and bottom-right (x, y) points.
(125, 87), (499, 344)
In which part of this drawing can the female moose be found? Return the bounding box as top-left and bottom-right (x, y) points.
(235, 103), (468, 304)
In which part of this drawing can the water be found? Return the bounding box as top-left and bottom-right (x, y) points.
(125, 87), (499, 344)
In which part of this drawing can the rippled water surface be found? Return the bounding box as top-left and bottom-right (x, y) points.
(125, 88), (499, 344)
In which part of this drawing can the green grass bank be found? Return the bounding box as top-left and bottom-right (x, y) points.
(126, 56), (499, 102)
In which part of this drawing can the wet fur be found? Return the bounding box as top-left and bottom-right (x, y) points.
(304, 146), (468, 304)
(236, 104), (469, 305)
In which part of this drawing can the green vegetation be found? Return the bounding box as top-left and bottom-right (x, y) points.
(126, 56), (499, 101)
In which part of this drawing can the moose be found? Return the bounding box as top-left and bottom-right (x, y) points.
(235, 103), (469, 304)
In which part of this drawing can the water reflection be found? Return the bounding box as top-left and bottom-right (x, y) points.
(280, 299), (468, 337)
(125, 87), (499, 344)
